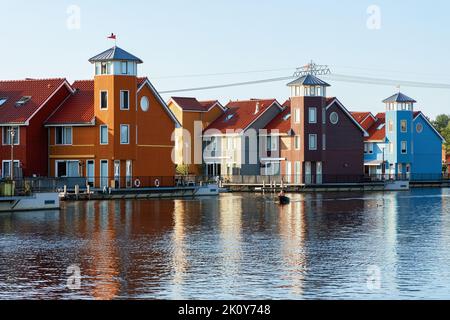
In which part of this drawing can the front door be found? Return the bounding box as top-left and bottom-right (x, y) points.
(100, 160), (108, 189)
(316, 161), (323, 185)
(114, 160), (121, 188)
(86, 160), (95, 187)
(305, 162), (312, 185)
(126, 160), (133, 188)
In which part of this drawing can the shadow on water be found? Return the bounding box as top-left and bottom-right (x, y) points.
(0, 188), (450, 299)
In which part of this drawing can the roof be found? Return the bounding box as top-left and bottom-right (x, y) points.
(287, 74), (330, 87)
(265, 106), (291, 134)
(46, 80), (95, 126)
(205, 99), (281, 134)
(169, 97), (225, 112)
(326, 98), (369, 137)
(88, 46), (143, 64)
(350, 111), (376, 131)
(383, 92), (417, 103)
(351, 112), (372, 123)
(0, 78), (72, 125)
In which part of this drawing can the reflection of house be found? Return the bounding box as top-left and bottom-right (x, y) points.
(45, 46), (180, 187)
(0, 78), (74, 178)
(167, 97), (225, 175)
(446, 155), (450, 174)
(203, 99), (283, 177)
(353, 92), (445, 181)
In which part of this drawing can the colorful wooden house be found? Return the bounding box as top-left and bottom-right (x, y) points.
(45, 46), (180, 188)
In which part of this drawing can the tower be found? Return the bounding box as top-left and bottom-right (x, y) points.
(89, 46), (143, 186)
(383, 92), (416, 178)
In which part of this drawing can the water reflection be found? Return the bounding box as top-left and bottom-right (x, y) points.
(1, 189), (450, 299)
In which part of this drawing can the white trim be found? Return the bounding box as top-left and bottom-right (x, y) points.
(308, 107), (317, 124)
(327, 98), (369, 137)
(260, 158), (286, 162)
(86, 160), (95, 185)
(414, 112), (446, 142)
(100, 159), (109, 189)
(2, 126), (20, 146)
(100, 90), (109, 110)
(2, 160), (20, 178)
(45, 119), (96, 128)
(138, 78), (181, 127)
(55, 159), (80, 178)
(55, 126), (73, 146)
(309, 134), (318, 151)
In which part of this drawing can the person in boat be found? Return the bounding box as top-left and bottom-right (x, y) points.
(278, 190), (286, 197)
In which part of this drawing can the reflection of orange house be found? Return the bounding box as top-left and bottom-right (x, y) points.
(45, 46), (180, 188)
(167, 97), (225, 175)
(447, 155), (450, 173)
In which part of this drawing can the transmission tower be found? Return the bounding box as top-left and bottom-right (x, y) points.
(293, 61), (331, 77)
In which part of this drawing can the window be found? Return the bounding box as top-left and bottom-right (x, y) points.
(2, 126), (19, 145)
(322, 134), (326, 151)
(416, 123), (423, 133)
(401, 120), (407, 133)
(294, 136), (300, 150)
(55, 127), (72, 145)
(364, 143), (368, 154)
(401, 141), (407, 154)
(294, 109), (301, 124)
(283, 113), (291, 121)
(120, 90), (129, 110)
(15, 96), (31, 107)
(309, 134), (317, 150)
(56, 160), (79, 178)
(140, 96), (149, 112)
(100, 62), (110, 75)
(388, 120), (394, 133)
(0, 97), (7, 106)
(225, 114), (235, 122)
(309, 107), (317, 124)
(100, 125), (108, 145)
(120, 125), (130, 144)
(389, 142), (394, 154)
(368, 143), (374, 154)
(227, 138), (233, 151)
(322, 108), (326, 124)
(100, 91), (108, 109)
(330, 112), (339, 125)
(121, 61), (128, 74)
(2, 160), (20, 178)
(266, 136), (277, 152)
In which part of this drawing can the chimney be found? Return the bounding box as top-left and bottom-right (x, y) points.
(255, 102), (260, 114)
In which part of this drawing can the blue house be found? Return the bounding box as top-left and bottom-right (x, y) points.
(353, 92), (445, 181)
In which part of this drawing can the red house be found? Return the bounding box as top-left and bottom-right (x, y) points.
(0, 78), (74, 178)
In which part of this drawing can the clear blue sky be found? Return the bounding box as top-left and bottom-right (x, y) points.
(1, 0), (450, 118)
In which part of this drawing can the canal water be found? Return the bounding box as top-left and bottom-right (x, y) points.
(1, 188), (450, 300)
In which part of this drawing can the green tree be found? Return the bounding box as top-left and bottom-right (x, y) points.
(433, 114), (450, 132)
(441, 123), (450, 152)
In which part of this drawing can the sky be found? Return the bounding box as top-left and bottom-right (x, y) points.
(1, 0), (450, 118)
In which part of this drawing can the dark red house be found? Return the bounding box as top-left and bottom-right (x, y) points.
(264, 74), (368, 184)
(0, 78), (74, 178)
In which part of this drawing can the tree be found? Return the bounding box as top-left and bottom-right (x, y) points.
(441, 123), (450, 153)
(432, 114), (450, 133)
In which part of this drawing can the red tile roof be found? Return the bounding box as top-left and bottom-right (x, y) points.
(170, 97), (222, 112)
(46, 80), (94, 125)
(351, 112), (371, 123)
(0, 78), (70, 124)
(206, 99), (280, 133)
(265, 106), (291, 134)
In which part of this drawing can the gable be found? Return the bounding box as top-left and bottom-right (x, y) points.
(327, 99), (369, 137)
(414, 113), (445, 142)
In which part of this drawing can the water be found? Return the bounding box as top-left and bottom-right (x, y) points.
(1, 189), (450, 300)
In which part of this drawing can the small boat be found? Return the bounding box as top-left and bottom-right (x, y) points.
(278, 195), (291, 205)
(0, 192), (60, 212)
(384, 180), (410, 191)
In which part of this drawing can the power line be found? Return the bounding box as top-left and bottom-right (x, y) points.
(153, 67), (296, 80)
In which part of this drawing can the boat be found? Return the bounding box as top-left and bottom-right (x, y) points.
(278, 195), (291, 205)
(0, 192), (60, 212)
(384, 180), (410, 191)
(192, 184), (220, 196)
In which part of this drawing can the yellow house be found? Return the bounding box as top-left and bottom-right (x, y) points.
(168, 97), (225, 175)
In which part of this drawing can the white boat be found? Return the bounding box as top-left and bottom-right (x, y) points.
(0, 193), (60, 212)
(193, 184), (220, 196)
(384, 180), (410, 191)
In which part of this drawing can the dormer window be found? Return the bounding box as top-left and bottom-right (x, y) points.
(0, 97), (7, 106)
(15, 96), (31, 107)
(224, 114), (235, 122)
(283, 113), (291, 121)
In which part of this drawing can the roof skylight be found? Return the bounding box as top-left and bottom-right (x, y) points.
(283, 113), (291, 121)
(224, 114), (235, 122)
(0, 97), (7, 106)
(15, 96), (31, 107)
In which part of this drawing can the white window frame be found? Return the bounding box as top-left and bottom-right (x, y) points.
(294, 109), (301, 124)
(309, 107), (317, 124)
(401, 141), (407, 154)
(2, 160), (20, 178)
(55, 160), (80, 178)
(309, 134), (317, 151)
(100, 90), (108, 110)
(100, 160), (109, 189)
(294, 136), (300, 150)
(401, 120), (407, 133)
(322, 108), (326, 124)
(121, 61), (128, 75)
(368, 143), (374, 154)
(100, 125), (108, 145)
(120, 90), (130, 110)
(120, 124), (130, 145)
(364, 143), (368, 154)
(2, 126), (20, 146)
(55, 127), (73, 145)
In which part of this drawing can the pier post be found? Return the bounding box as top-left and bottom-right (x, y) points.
(75, 185), (79, 200)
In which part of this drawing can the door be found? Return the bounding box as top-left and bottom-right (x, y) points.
(406, 164), (411, 180)
(286, 161), (291, 184)
(114, 160), (120, 188)
(316, 161), (323, 185)
(87, 160), (95, 187)
(305, 162), (312, 185)
(100, 160), (108, 189)
(126, 160), (133, 188)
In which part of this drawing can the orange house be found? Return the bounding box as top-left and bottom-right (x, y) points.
(167, 97), (225, 175)
(45, 46), (180, 188)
